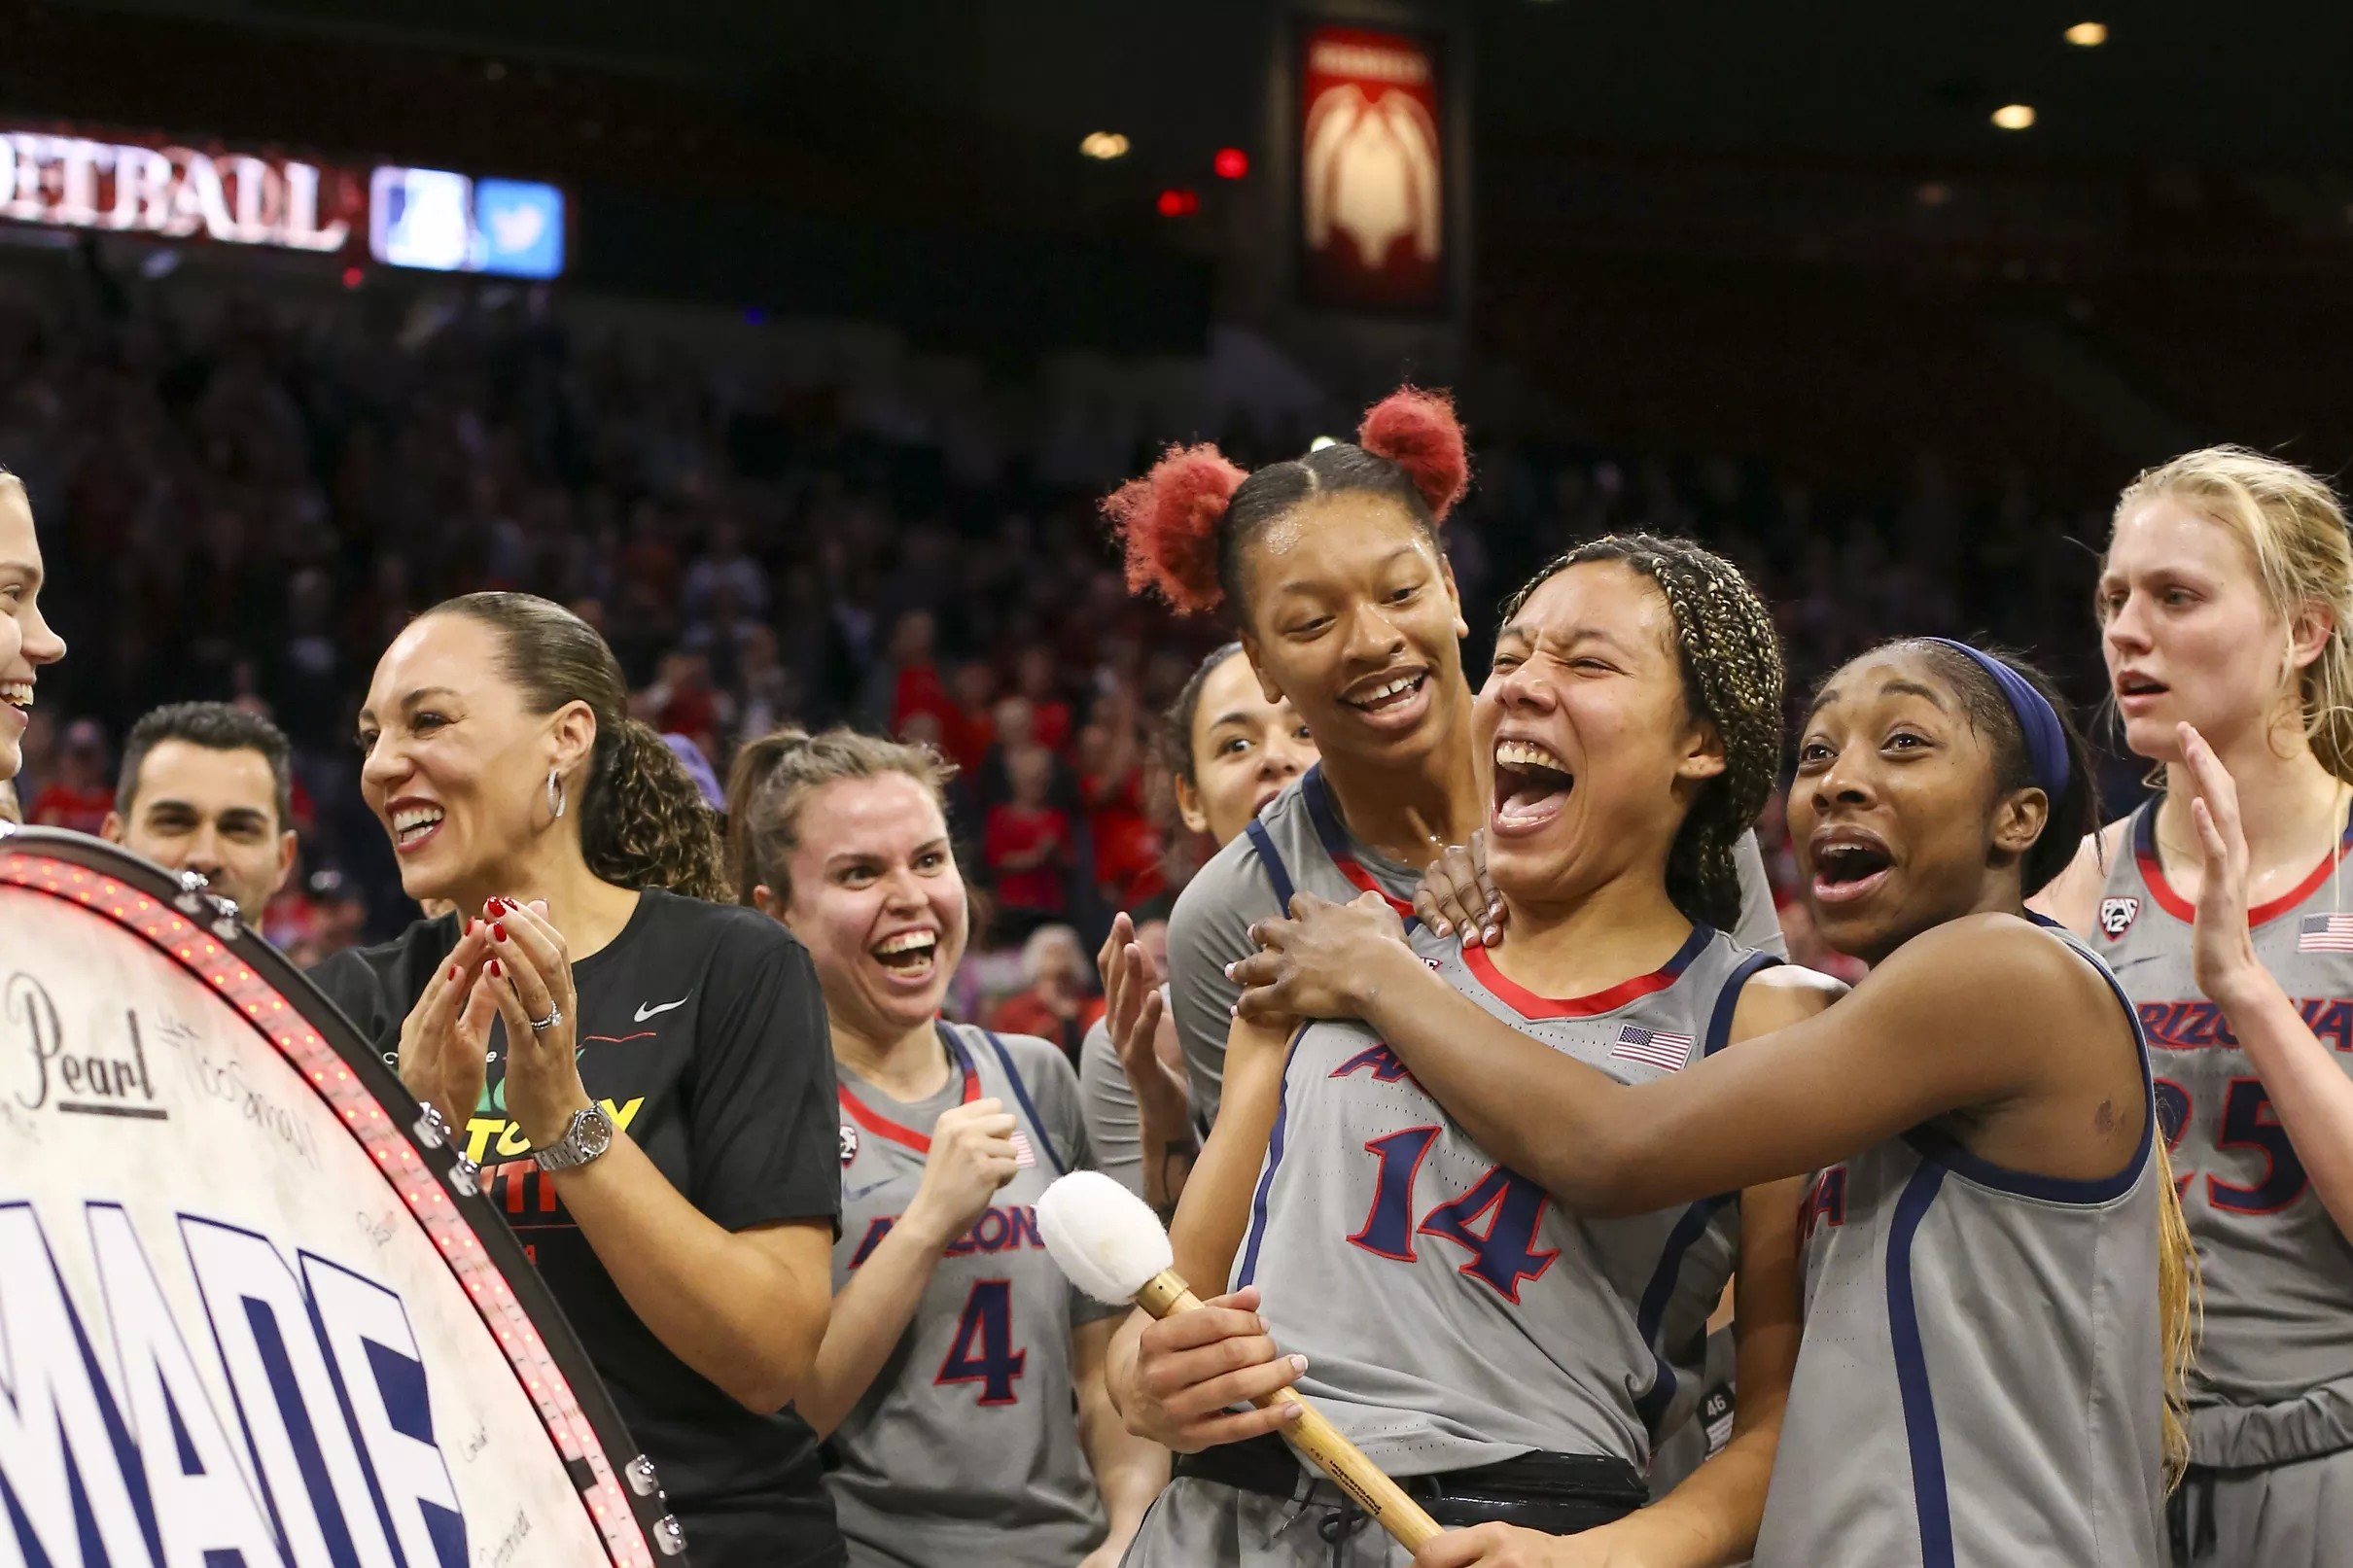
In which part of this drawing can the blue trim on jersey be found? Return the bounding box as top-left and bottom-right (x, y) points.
(1899, 913), (2156, 1205)
(1632, 1192), (1734, 1433)
(1704, 951), (1783, 1058)
(1299, 765), (1419, 928)
(1234, 1023), (1310, 1290)
(1243, 816), (1296, 912)
(1887, 1159), (1955, 1568)
(978, 1028), (1070, 1177)
(1632, 951), (1777, 1431)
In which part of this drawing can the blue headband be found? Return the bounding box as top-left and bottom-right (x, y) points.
(1925, 639), (2071, 801)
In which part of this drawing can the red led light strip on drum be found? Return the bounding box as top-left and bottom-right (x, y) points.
(0, 853), (656, 1568)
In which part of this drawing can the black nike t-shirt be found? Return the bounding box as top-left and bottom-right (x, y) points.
(310, 889), (845, 1568)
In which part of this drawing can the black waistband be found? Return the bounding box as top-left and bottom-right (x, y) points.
(1173, 1433), (1648, 1533)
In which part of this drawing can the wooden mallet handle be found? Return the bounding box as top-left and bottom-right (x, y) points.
(1134, 1271), (1442, 1551)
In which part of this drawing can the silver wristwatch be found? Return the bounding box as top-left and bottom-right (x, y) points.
(534, 1103), (615, 1172)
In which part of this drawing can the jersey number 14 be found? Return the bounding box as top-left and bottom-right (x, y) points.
(1349, 1127), (1562, 1303)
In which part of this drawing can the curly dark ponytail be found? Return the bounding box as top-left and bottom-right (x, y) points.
(1496, 535), (1784, 931)
(432, 592), (732, 902)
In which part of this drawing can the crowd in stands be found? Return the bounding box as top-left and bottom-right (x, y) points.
(0, 247), (2138, 1019)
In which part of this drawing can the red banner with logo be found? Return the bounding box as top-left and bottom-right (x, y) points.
(1299, 23), (1445, 311)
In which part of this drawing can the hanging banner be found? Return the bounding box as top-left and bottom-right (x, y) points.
(1299, 23), (1446, 311)
(0, 127), (360, 253)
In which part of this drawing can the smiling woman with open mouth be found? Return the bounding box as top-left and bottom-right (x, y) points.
(728, 725), (1167, 1568)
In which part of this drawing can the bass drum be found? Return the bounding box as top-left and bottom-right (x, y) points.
(0, 825), (684, 1567)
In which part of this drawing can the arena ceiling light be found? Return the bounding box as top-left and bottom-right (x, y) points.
(2065, 21), (2108, 46)
(1991, 103), (2038, 130)
(1080, 131), (1130, 160)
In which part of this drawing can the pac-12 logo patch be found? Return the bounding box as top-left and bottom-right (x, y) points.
(840, 1124), (860, 1166)
(2098, 896), (2140, 939)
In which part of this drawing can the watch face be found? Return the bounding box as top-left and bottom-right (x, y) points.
(578, 1105), (615, 1158)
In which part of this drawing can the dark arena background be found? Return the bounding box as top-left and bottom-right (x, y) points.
(6, 5), (2353, 1565)
(2, 0), (2347, 970)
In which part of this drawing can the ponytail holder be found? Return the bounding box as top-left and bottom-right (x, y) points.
(1925, 639), (2071, 801)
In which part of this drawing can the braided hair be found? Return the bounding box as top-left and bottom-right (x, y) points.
(1103, 387), (1470, 622)
(1498, 535), (1784, 931)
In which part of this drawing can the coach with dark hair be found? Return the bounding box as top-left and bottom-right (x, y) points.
(100, 700), (298, 930)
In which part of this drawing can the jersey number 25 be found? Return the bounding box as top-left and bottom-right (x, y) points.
(2155, 1077), (2309, 1214)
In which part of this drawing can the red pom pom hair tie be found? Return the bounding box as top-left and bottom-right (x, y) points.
(1356, 386), (1470, 524)
(1102, 442), (1247, 616)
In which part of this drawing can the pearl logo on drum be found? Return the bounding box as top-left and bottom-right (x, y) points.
(4, 971), (167, 1120)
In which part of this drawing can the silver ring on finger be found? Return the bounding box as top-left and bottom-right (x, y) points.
(528, 1003), (563, 1034)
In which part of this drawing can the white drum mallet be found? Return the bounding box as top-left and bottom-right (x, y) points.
(1036, 1170), (1442, 1551)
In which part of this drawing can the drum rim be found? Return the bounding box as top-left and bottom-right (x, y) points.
(0, 823), (683, 1565)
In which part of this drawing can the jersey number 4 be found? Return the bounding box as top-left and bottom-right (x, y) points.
(1349, 1127), (1562, 1303)
(2155, 1076), (2309, 1214)
(936, 1279), (1027, 1405)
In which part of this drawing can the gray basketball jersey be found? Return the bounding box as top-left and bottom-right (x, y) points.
(2097, 801), (2353, 1469)
(1168, 765), (1788, 1129)
(1753, 919), (2165, 1568)
(826, 1024), (1118, 1568)
(1235, 922), (1775, 1479)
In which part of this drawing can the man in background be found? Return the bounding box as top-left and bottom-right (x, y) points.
(101, 702), (297, 931)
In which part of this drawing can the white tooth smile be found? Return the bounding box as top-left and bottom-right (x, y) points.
(0, 680), (30, 708)
(1350, 675), (1422, 709)
(876, 930), (937, 956)
(392, 806), (445, 845)
(1495, 740), (1568, 774)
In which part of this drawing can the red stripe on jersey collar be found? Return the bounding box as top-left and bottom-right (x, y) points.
(1459, 925), (1713, 1021)
(837, 1023), (980, 1154)
(2133, 799), (2353, 927)
(1301, 766), (1420, 924)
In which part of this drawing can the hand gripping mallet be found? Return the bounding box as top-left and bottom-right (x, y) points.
(1036, 1170), (1442, 1551)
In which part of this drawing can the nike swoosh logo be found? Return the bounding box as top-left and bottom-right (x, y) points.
(843, 1179), (897, 1203)
(635, 997), (689, 1023)
(2110, 955), (2165, 972)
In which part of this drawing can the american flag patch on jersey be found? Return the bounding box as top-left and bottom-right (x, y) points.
(1612, 1024), (1694, 1072)
(1011, 1131), (1036, 1168)
(2300, 913), (2353, 952)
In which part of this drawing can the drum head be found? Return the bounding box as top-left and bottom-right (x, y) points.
(0, 825), (682, 1566)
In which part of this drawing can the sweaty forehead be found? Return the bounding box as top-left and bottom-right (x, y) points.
(2107, 495), (2252, 579)
(1810, 651), (1955, 718)
(804, 774), (946, 854)
(1508, 560), (1670, 650)
(1250, 491), (1428, 575)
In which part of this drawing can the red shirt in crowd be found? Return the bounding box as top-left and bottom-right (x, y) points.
(30, 784), (112, 836)
(984, 802), (1071, 913)
(1083, 768), (1163, 909)
(987, 990), (1106, 1064)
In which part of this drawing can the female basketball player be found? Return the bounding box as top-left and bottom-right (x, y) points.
(1102, 389), (1785, 1135)
(1114, 538), (1833, 1566)
(0, 469), (67, 783)
(1240, 637), (2193, 1568)
(2035, 448), (2353, 1566)
(1081, 642), (1318, 1209)
(310, 593), (844, 1568)
(727, 728), (1167, 1568)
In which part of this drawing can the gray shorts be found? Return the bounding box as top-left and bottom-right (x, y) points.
(2173, 1446), (2353, 1568)
(1120, 1475), (1419, 1568)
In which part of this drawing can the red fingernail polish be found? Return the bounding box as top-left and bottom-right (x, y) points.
(447, 964), (459, 981)
(493, 923), (507, 942)
(488, 958), (503, 978)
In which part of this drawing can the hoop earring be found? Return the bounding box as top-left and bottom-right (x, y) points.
(547, 768), (567, 820)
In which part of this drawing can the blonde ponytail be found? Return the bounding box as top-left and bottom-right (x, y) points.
(2151, 1136), (2203, 1486)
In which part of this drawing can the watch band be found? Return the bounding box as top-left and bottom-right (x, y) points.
(534, 1103), (615, 1172)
